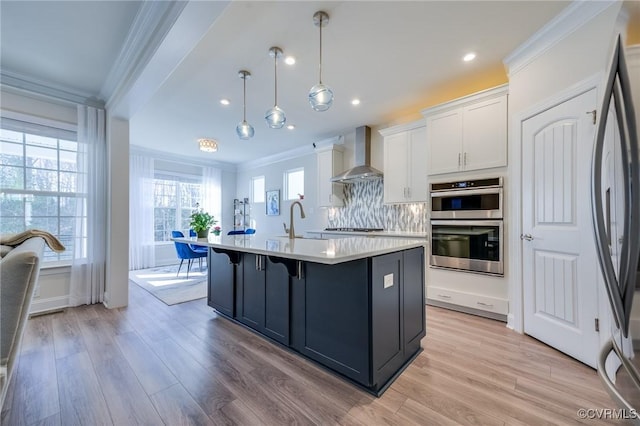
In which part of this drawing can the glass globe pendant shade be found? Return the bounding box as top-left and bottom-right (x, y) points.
(265, 105), (286, 129)
(236, 120), (255, 139)
(308, 83), (333, 112)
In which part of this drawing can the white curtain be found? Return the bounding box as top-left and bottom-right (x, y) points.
(69, 106), (107, 306)
(202, 166), (222, 229)
(129, 154), (156, 269)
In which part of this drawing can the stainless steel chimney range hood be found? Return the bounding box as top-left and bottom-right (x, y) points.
(331, 125), (383, 183)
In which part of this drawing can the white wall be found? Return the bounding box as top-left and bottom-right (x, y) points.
(236, 151), (328, 237)
(105, 116), (130, 308)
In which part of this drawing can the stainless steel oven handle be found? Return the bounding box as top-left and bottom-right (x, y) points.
(431, 219), (503, 227)
(431, 187), (502, 198)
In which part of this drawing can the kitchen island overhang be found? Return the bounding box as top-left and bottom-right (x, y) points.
(173, 235), (426, 396)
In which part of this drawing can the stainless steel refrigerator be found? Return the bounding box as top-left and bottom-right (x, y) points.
(592, 33), (640, 422)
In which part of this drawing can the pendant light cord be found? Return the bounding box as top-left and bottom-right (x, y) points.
(243, 75), (247, 121)
(318, 15), (323, 84)
(274, 54), (278, 106)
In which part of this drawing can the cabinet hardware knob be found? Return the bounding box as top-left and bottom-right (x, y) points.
(477, 302), (494, 308)
(464, 152), (467, 166)
(437, 294), (451, 299)
(458, 153), (461, 167)
(520, 233), (534, 241)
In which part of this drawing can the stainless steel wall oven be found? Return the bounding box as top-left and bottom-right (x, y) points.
(430, 178), (504, 275)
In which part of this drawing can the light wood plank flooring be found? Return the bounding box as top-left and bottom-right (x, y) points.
(1, 282), (621, 425)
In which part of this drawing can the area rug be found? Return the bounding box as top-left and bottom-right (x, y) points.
(128, 264), (207, 306)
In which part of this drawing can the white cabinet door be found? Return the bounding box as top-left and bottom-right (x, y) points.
(427, 110), (462, 175)
(407, 126), (427, 202)
(462, 95), (507, 172)
(317, 148), (344, 207)
(383, 132), (409, 203)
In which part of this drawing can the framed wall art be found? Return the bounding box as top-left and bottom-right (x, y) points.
(266, 189), (280, 216)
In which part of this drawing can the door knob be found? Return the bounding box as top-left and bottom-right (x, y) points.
(520, 234), (534, 241)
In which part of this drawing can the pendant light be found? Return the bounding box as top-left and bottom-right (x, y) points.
(308, 11), (333, 112)
(265, 46), (286, 129)
(236, 70), (255, 140)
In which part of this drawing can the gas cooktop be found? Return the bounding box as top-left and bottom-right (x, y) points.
(324, 227), (385, 232)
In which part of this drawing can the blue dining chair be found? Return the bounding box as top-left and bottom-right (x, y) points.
(227, 228), (256, 235)
(171, 231), (207, 278)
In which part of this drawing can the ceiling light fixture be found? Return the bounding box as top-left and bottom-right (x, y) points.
(198, 138), (218, 152)
(308, 11), (333, 112)
(236, 70), (255, 140)
(287, 124), (295, 130)
(284, 56), (296, 65)
(220, 98), (230, 106)
(463, 52), (476, 62)
(265, 46), (286, 129)
(351, 98), (361, 106)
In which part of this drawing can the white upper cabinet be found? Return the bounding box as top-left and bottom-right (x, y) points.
(317, 145), (344, 207)
(423, 85), (508, 175)
(380, 122), (428, 203)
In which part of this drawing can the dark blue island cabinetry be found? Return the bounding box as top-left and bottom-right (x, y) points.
(207, 244), (425, 396)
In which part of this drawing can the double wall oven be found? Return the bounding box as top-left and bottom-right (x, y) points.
(430, 177), (504, 275)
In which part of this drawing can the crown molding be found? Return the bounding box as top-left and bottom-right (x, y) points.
(130, 144), (237, 173)
(503, 0), (620, 77)
(0, 70), (104, 107)
(101, 1), (187, 105)
(237, 135), (344, 172)
(420, 84), (508, 117)
(378, 119), (425, 137)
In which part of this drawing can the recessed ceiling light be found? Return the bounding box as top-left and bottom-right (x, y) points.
(463, 52), (476, 62)
(287, 124), (296, 130)
(284, 56), (296, 65)
(220, 98), (230, 105)
(351, 98), (361, 106)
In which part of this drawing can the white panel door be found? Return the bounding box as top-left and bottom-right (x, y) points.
(522, 88), (599, 367)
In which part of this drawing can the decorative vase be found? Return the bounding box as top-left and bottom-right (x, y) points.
(196, 229), (209, 238)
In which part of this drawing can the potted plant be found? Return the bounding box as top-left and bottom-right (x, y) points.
(189, 204), (217, 238)
(212, 226), (221, 236)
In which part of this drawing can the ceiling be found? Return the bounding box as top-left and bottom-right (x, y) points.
(1, 1), (577, 165)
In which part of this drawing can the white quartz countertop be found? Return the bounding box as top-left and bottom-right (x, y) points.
(307, 229), (428, 239)
(173, 235), (426, 265)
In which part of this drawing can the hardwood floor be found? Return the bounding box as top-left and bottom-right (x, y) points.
(1, 282), (621, 426)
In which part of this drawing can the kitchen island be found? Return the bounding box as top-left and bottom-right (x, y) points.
(173, 234), (426, 396)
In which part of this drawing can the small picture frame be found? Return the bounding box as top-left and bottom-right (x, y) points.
(266, 189), (280, 216)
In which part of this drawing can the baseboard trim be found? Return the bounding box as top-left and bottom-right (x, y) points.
(427, 299), (507, 322)
(29, 295), (69, 315)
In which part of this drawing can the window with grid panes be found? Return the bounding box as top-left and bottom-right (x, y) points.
(0, 120), (80, 263)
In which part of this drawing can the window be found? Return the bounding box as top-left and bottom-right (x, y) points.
(252, 176), (265, 203)
(0, 121), (80, 263)
(284, 168), (304, 200)
(153, 174), (202, 242)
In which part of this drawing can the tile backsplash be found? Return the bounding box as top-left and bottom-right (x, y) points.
(327, 180), (427, 232)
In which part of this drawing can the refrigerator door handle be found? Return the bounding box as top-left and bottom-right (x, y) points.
(592, 35), (625, 333)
